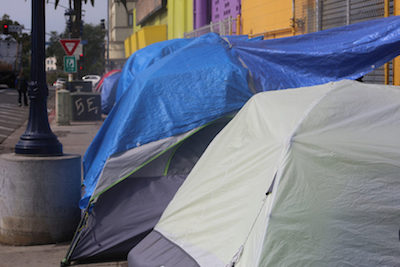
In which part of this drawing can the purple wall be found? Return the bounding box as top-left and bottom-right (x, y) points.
(194, 0), (211, 29)
(211, 0), (241, 23)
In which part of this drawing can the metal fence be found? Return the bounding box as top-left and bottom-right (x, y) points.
(184, 16), (239, 38)
(315, 0), (393, 84)
(291, 0), (390, 34)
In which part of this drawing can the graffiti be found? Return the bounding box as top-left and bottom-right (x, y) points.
(74, 98), (85, 116)
(72, 94), (101, 121)
(86, 97), (99, 114)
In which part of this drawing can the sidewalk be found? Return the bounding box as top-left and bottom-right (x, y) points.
(0, 96), (127, 266)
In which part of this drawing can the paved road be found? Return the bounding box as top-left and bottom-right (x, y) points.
(0, 88), (29, 144)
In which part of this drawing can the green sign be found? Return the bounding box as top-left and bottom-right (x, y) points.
(64, 56), (77, 73)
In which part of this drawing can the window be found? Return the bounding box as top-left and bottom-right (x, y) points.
(128, 10), (133, 27)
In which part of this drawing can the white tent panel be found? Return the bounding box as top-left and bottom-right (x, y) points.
(155, 82), (336, 265)
(260, 81), (400, 266)
(132, 80), (400, 266)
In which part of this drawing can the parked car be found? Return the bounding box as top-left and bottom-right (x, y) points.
(82, 75), (101, 88)
(53, 78), (66, 89)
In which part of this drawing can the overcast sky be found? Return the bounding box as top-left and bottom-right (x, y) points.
(1, 0), (107, 36)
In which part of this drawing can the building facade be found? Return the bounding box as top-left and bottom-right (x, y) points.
(124, 0), (193, 56)
(45, 56), (57, 71)
(108, 0), (136, 69)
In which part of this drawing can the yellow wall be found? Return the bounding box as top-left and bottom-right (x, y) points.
(130, 32), (139, 53)
(124, 5), (169, 58)
(167, 0), (193, 39)
(138, 24), (168, 48)
(242, 0), (294, 38)
(124, 24), (167, 57)
(124, 37), (131, 58)
(125, 0), (193, 57)
(132, 8), (138, 33)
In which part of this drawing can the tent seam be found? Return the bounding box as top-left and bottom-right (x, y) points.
(90, 129), (202, 203)
(221, 35), (257, 94)
(163, 142), (183, 176)
(254, 82), (338, 266)
(89, 118), (228, 204)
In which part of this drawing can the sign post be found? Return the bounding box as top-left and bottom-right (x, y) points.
(60, 40), (80, 82)
(60, 39), (80, 81)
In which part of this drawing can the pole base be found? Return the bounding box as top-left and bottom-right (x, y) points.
(15, 134), (63, 156)
(0, 153), (81, 245)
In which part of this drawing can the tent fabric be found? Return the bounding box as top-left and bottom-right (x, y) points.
(81, 33), (252, 208)
(92, 119), (229, 203)
(115, 38), (193, 102)
(71, 174), (187, 261)
(81, 15), (400, 209)
(91, 128), (196, 203)
(94, 69), (121, 93)
(68, 118), (230, 262)
(115, 35), (257, 102)
(101, 71), (122, 114)
(229, 15), (400, 92)
(128, 231), (200, 267)
(129, 80), (400, 266)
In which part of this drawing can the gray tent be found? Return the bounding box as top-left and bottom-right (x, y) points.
(63, 117), (231, 264)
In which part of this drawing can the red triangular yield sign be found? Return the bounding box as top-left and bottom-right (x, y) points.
(60, 39), (81, 56)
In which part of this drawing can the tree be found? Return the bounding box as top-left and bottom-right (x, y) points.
(80, 23), (105, 76)
(51, 0), (127, 9)
(45, 31), (68, 84)
(46, 31), (67, 70)
(50, 0), (128, 38)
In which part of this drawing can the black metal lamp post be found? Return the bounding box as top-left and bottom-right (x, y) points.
(64, 9), (76, 38)
(15, 0), (62, 155)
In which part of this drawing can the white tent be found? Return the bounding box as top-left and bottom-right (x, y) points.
(128, 80), (400, 266)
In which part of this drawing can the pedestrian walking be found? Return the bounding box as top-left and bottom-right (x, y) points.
(16, 71), (28, 107)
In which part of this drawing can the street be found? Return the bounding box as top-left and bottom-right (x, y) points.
(0, 88), (29, 145)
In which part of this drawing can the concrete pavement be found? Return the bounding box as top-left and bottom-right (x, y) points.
(0, 95), (128, 266)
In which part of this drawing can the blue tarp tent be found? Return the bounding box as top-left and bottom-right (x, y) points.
(64, 16), (400, 265)
(81, 33), (252, 208)
(83, 16), (400, 208)
(229, 16), (400, 91)
(115, 38), (194, 102)
(101, 71), (122, 114)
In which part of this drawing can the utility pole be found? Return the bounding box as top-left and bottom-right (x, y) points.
(15, 0), (62, 155)
(72, 0), (82, 39)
